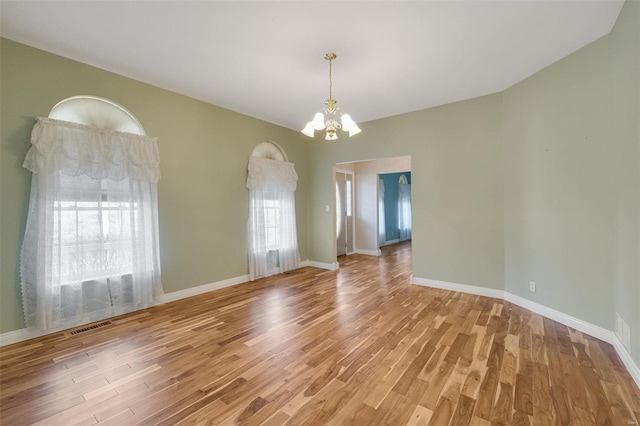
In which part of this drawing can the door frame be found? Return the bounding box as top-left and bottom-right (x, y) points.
(336, 168), (356, 256)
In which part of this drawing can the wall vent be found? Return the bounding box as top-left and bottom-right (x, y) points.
(68, 321), (112, 335)
(615, 312), (631, 353)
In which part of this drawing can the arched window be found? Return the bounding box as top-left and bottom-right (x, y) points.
(251, 140), (287, 161)
(246, 142), (300, 280)
(49, 95), (146, 135)
(20, 96), (163, 331)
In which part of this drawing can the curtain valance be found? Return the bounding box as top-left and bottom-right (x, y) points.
(246, 156), (297, 192)
(23, 117), (161, 183)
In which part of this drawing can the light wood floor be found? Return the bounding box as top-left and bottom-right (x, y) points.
(1, 241), (639, 425)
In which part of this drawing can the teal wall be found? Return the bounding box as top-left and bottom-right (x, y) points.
(380, 172), (411, 242)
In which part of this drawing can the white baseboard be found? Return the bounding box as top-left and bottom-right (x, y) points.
(503, 292), (613, 344)
(302, 260), (339, 271)
(1, 260), (347, 347)
(412, 276), (504, 299)
(162, 258), (342, 305)
(0, 302), (168, 346)
(612, 334), (640, 389)
(0, 273), (251, 347)
(354, 248), (381, 256)
(162, 259), (343, 304)
(160, 274), (250, 304)
(382, 239), (400, 246)
(411, 275), (640, 389)
(0, 327), (51, 347)
(5, 269), (637, 390)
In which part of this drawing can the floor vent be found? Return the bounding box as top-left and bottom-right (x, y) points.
(69, 321), (112, 335)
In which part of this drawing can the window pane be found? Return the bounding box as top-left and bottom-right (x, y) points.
(53, 178), (136, 283)
(263, 198), (281, 249)
(60, 210), (77, 243)
(77, 210), (100, 242)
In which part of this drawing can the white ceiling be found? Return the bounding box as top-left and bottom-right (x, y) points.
(1, 1), (624, 131)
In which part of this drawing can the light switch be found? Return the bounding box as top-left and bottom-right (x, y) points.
(325, 205), (330, 212)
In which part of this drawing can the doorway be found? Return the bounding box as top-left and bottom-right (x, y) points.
(336, 170), (354, 256)
(334, 156), (411, 262)
(378, 172), (412, 246)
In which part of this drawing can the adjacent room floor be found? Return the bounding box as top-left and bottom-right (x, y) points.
(1, 241), (639, 425)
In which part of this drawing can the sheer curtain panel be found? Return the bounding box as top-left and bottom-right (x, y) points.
(246, 156), (300, 281)
(398, 180), (412, 241)
(378, 179), (386, 247)
(20, 117), (163, 330)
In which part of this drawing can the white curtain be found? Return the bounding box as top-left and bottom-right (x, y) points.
(398, 181), (412, 241)
(20, 117), (163, 330)
(378, 178), (386, 247)
(246, 156), (299, 281)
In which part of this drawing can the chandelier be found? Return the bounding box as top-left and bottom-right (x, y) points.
(302, 53), (361, 141)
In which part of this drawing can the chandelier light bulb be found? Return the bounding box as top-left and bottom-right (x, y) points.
(341, 114), (355, 131)
(348, 123), (362, 137)
(311, 112), (325, 130)
(325, 130), (338, 141)
(302, 122), (315, 137)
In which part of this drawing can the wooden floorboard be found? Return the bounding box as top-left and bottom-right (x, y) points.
(1, 241), (639, 425)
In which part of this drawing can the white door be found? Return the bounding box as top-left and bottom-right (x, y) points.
(345, 173), (354, 254)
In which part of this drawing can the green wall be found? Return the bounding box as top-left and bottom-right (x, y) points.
(503, 0), (639, 364)
(503, 35), (616, 330)
(307, 94), (505, 291)
(1, 1), (638, 371)
(611, 0), (640, 365)
(0, 38), (309, 333)
(306, 1), (638, 364)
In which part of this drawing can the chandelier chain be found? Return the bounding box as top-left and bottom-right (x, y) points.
(328, 56), (333, 101)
